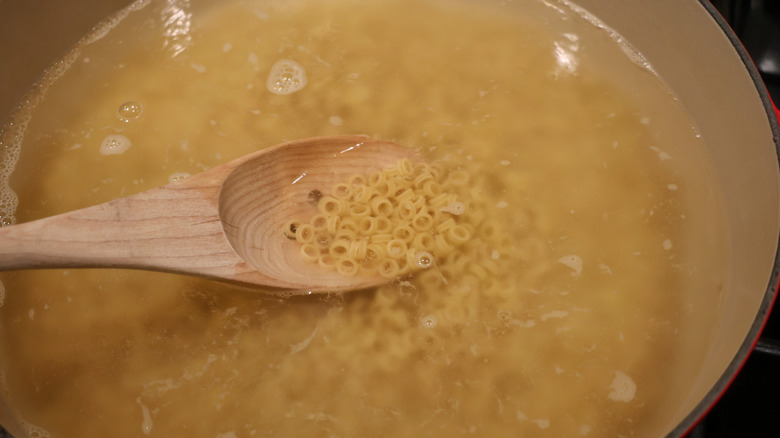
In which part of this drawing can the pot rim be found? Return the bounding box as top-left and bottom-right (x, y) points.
(669, 2), (780, 437)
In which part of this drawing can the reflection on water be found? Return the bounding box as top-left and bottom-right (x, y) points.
(553, 32), (580, 76)
(162, 0), (192, 58)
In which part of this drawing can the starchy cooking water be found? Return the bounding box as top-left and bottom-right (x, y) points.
(0, 0), (727, 437)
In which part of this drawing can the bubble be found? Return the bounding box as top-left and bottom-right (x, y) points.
(18, 416), (51, 438)
(168, 172), (191, 183)
(266, 59), (307, 95)
(0, 186), (18, 225)
(316, 234), (331, 247)
(117, 100), (144, 122)
(420, 314), (438, 328)
(415, 251), (435, 269)
(100, 134), (132, 155)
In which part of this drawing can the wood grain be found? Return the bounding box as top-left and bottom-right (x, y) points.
(0, 135), (417, 292)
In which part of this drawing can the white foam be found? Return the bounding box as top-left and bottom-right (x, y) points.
(266, 59), (307, 95)
(190, 62), (207, 73)
(0, 8), (141, 436)
(1, 126), (22, 226)
(168, 172), (191, 183)
(84, 20), (113, 44)
(608, 370), (637, 402)
(248, 52), (259, 68)
(553, 0), (656, 75)
(0, 0), (141, 229)
(420, 314), (438, 328)
(540, 310), (569, 322)
(100, 134), (132, 155)
(20, 420), (51, 438)
(128, 0), (152, 12)
(650, 146), (672, 161)
(136, 397), (154, 435)
(84, 0), (147, 45)
(253, 9), (270, 21)
(558, 254), (583, 276)
(533, 418), (550, 429)
(289, 327), (318, 355)
(0, 189), (18, 226)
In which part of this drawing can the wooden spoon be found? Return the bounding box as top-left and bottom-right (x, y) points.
(0, 135), (417, 293)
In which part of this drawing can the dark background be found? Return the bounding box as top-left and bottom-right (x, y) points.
(0, 1), (779, 437)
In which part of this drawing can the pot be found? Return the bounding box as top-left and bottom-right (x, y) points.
(576, 1), (779, 435)
(0, 0), (777, 437)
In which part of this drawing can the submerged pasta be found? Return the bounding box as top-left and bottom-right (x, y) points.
(0, 0), (724, 437)
(287, 159), (492, 278)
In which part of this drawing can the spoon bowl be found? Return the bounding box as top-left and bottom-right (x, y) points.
(0, 135), (417, 293)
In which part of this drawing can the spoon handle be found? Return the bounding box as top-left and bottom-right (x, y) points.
(0, 181), (240, 276)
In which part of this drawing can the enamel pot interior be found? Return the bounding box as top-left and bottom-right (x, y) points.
(0, 0), (778, 437)
(0, 2), (138, 435)
(573, 0), (780, 436)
